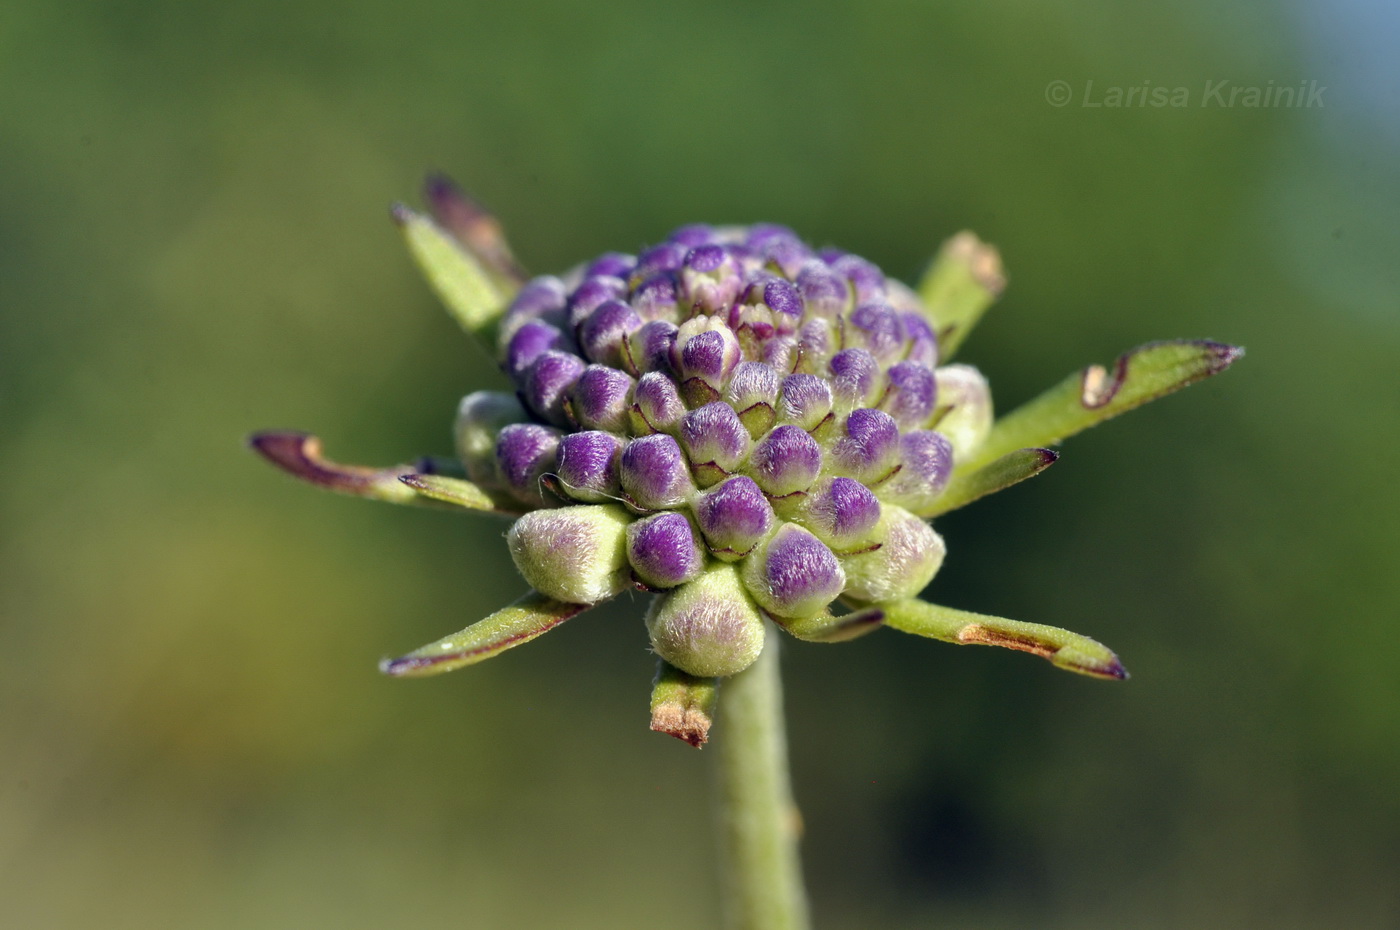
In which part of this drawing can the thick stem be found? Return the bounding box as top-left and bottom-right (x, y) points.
(717, 627), (810, 930)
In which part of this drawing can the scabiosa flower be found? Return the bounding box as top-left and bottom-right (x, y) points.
(251, 176), (1241, 748)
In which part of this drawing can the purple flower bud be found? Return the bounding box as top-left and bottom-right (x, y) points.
(848, 303), (906, 363)
(585, 251), (636, 279)
(454, 391), (527, 487)
(691, 475), (776, 560)
(646, 564), (765, 677)
(495, 423), (562, 505)
(831, 408), (901, 483)
(745, 223), (800, 250)
(504, 320), (568, 377)
(681, 245), (743, 314)
(761, 336), (801, 374)
(553, 430), (624, 502)
(630, 370), (686, 434)
(725, 361), (782, 438)
(577, 298), (643, 368)
(567, 275), (628, 328)
(631, 275), (680, 323)
(522, 350), (587, 426)
(878, 361), (937, 429)
(748, 425), (823, 498)
(625, 319), (678, 374)
(931, 364), (993, 456)
(761, 237), (815, 279)
(796, 263), (850, 318)
(741, 523), (846, 619)
(504, 275), (567, 325)
(632, 242), (689, 285)
(797, 477), (882, 550)
(797, 317), (837, 364)
(680, 402), (752, 486)
(507, 504), (632, 604)
(620, 433), (696, 510)
(569, 364), (634, 433)
(829, 348), (882, 408)
(900, 311), (939, 367)
(877, 430), (954, 512)
(762, 278), (803, 321)
(839, 505), (946, 605)
(672, 320), (741, 405)
(627, 511), (706, 589)
(829, 254), (886, 304)
(778, 373), (834, 432)
(669, 224), (718, 248)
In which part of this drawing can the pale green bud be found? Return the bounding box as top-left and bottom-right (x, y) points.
(645, 564), (766, 677)
(454, 391), (527, 486)
(507, 504), (633, 604)
(839, 504), (945, 605)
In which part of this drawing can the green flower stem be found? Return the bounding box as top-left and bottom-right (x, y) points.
(717, 627), (810, 930)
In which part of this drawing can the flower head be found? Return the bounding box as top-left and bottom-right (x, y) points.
(251, 176), (1241, 747)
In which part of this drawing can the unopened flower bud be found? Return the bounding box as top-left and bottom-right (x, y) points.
(523, 350), (587, 426)
(507, 504), (632, 604)
(630, 370), (686, 435)
(620, 433), (697, 510)
(725, 361), (782, 438)
(932, 364), (993, 457)
(691, 475), (776, 560)
(566, 275), (628, 328)
(831, 407), (902, 484)
(577, 299), (643, 369)
(632, 242), (688, 285)
(797, 263), (849, 318)
(741, 523), (846, 619)
(553, 431), (623, 502)
(877, 430), (954, 512)
(748, 425), (822, 499)
(878, 361), (937, 429)
(645, 564), (766, 677)
(797, 476), (883, 551)
(585, 252), (635, 279)
(680, 402), (752, 486)
(504, 319), (567, 376)
(571, 364), (635, 433)
(829, 348), (882, 408)
(501, 275), (566, 335)
(631, 275), (680, 323)
(839, 504), (945, 605)
(495, 423), (562, 505)
(830, 254), (886, 305)
(672, 318), (741, 405)
(681, 244), (743, 314)
(900, 309), (939, 367)
(627, 511), (706, 589)
(848, 303), (906, 363)
(778, 373), (834, 432)
(454, 391), (527, 486)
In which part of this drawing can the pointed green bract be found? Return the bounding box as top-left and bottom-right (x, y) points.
(392, 203), (509, 342)
(918, 447), (1058, 517)
(961, 340), (1244, 472)
(380, 591), (587, 678)
(914, 231), (1006, 360)
(423, 174), (527, 293)
(397, 472), (502, 513)
(855, 599), (1127, 680)
(650, 661), (721, 748)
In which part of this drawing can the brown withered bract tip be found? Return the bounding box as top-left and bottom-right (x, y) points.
(650, 704), (712, 748)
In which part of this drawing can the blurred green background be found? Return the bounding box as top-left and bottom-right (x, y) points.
(2, 0), (1397, 927)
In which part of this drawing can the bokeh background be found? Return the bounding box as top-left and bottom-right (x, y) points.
(2, 1), (1397, 927)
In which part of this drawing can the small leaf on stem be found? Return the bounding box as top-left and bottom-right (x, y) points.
(381, 591), (587, 677)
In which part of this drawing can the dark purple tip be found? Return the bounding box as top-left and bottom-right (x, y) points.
(620, 433), (696, 510)
(726, 362), (782, 412)
(829, 348), (881, 407)
(571, 364), (635, 433)
(504, 320), (567, 377)
(627, 511), (705, 588)
(802, 477), (882, 547)
(631, 371), (686, 434)
(567, 275), (628, 328)
(669, 224), (718, 248)
(521, 350), (587, 426)
(691, 476), (776, 558)
(879, 361), (937, 429)
(848, 303), (906, 363)
(832, 408), (901, 482)
(685, 243), (727, 273)
(675, 329), (739, 390)
(745, 224), (800, 250)
(553, 431), (623, 502)
(762, 238), (814, 278)
(778, 373), (834, 430)
(763, 279), (803, 319)
(829, 254), (886, 304)
(505, 276), (568, 324)
(633, 242), (689, 282)
(797, 318), (836, 363)
(900, 312), (939, 367)
(879, 430), (954, 511)
(749, 425), (823, 498)
(494, 423), (562, 504)
(577, 298), (643, 368)
(626, 320), (679, 374)
(680, 402), (752, 480)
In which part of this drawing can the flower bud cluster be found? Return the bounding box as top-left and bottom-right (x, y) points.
(456, 224), (992, 677)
